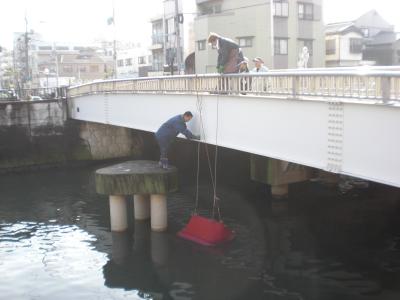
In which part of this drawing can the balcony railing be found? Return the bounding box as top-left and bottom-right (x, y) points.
(68, 68), (400, 102)
(152, 35), (164, 45)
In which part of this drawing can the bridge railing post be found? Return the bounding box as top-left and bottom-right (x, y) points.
(292, 75), (299, 98)
(380, 76), (391, 102)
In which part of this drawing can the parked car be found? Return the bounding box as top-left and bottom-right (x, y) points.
(0, 89), (18, 101)
(30, 95), (43, 101)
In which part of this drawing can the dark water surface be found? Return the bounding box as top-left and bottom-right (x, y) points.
(0, 166), (400, 300)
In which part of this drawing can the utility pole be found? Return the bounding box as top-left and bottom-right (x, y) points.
(270, 0), (274, 70)
(53, 43), (59, 88)
(112, 0), (117, 79)
(174, 0), (181, 75)
(24, 13), (30, 88)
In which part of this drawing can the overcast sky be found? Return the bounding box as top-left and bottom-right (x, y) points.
(0, 0), (399, 49)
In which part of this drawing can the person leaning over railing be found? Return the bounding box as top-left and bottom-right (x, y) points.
(208, 32), (244, 75)
(208, 32), (245, 93)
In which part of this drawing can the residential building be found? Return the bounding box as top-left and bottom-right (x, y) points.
(325, 10), (398, 67)
(194, 0), (325, 73)
(0, 48), (14, 89)
(325, 23), (364, 67)
(116, 46), (152, 78)
(353, 10), (394, 39)
(149, 0), (195, 76)
(363, 32), (400, 66)
(13, 32), (111, 88)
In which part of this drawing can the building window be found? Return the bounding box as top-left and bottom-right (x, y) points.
(152, 34), (163, 44)
(79, 66), (87, 73)
(117, 59), (124, 67)
(214, 4), (222, 13)
(90, 65), (99, 73)
(198, 3), (222, 16)
(326, 39), (336, 55)
(299, 39), (313, 55)
(238, 37), (253, 48)
(39, 46), (52, 51)
(138, 56), (146, 64)
(274, 38), (288, 55)
(56, 46), (69, 51)
(274, 0), (289, 17)
(350, 38), (363, 53)
(197, 40), (206, 51)
(361, 28), (369, 38)
(298, 2), (313, 20)
(125, 58), (132, 66)
(63, 65), (73, 73)
(165, 18), (175, 43)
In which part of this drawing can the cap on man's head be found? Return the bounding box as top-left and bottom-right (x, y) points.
(253, 57), (264, 64)
(207, 32), (220, 43)
(237, 57), (249, 67)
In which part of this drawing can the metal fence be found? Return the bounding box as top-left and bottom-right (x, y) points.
(18, 87), (68, 101)
(68, 69), (400, 102)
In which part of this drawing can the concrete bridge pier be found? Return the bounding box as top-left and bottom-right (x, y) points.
(109, 195), (129, 231)
(134, 194), (150, 220)
(251, 155), (312, 199)
(150, 194), (168, 232)
(270, 184), (289, 199)
(95, 160), (178, 232)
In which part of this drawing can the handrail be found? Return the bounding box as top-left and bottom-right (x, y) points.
(68, 68), (400, 102)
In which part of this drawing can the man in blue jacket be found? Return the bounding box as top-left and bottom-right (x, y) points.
(155, 111), (200, 169)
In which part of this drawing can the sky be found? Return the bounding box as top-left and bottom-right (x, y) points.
(1, 0), (400, 49)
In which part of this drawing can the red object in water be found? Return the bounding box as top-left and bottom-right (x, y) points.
(177, 215), (235, 246)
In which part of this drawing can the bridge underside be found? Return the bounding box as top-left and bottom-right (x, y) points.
(69, 93), (400, 188)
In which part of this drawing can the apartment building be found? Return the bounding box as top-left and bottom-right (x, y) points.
(149, 0), (195, 75)
(194, 0), (325, 73)
(0, 48), (14, 89)
(13, 32), (112, 87)
(116, 46), (152, 78)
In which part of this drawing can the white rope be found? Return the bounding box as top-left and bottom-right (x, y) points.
(212, 89), (222, 221)
(194, 75), (222, 221)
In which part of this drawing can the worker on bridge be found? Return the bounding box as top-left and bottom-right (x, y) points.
(155, 111), (200, 169)
(208, 32), (244, 74)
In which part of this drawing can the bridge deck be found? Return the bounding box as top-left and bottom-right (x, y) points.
(68, 70), (400, 188)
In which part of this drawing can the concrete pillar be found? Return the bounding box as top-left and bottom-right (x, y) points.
(109, 195), (128, 232)
(134, 194), (150, 220)
(151, 194), (167, 232)
(271, 184), (289, 199)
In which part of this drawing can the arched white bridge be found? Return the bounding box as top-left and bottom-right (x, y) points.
(68, 68), (400, 188)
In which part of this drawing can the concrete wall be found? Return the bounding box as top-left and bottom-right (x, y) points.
(79, 122), (143, 160)
(0, 99), (143, 171)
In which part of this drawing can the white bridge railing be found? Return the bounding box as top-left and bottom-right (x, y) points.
(68, 68), (400, 102)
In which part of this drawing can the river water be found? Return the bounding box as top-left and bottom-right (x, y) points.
(0, 165), (400, 300)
